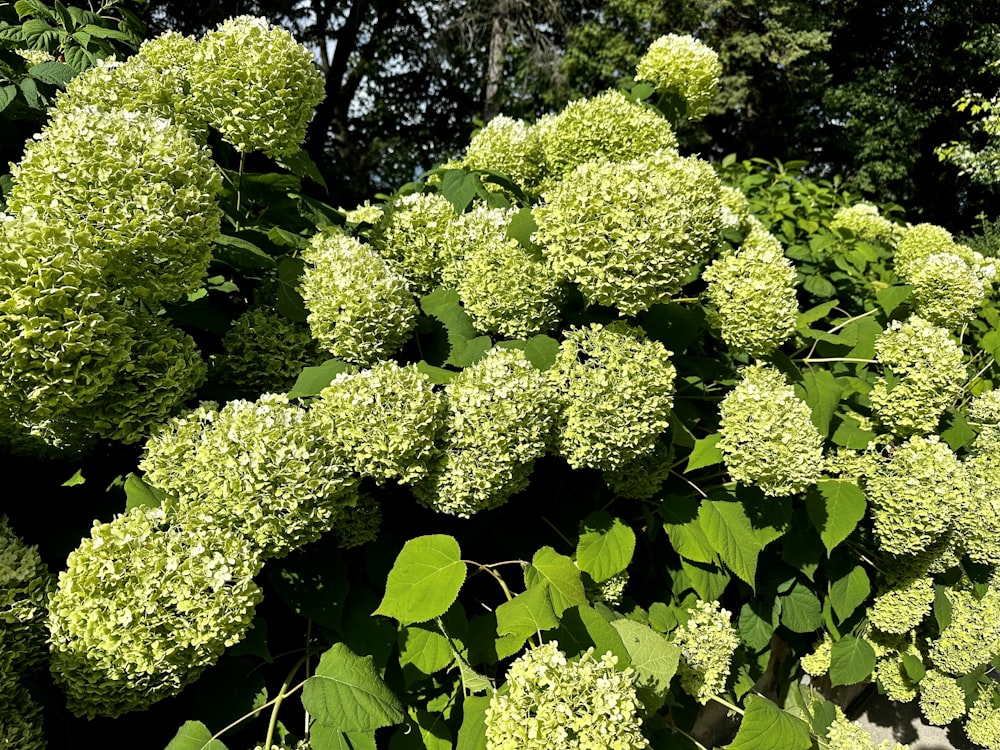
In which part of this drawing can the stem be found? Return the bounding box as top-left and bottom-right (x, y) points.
(211, 677), (307, 741)
(800, 357), (877, 364)
(234, 152), (246, 231)
(709, 694), (745, 715)
(264, 655), (309, 748)
(672, 727), (711, 750)
(464, 560), (519, 602)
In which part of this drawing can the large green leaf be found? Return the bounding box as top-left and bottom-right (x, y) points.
(610, 619), (680, 702)
(495, 584), (558, 650)
(419, 287), (491, 367)
(698, 499), (763, 589)
(798, 369), (842, 437)
(456, 696), (489, 750)
(164, 721), (228, 750)
(779, 581), (822, 633)
(375, 535), (466, 625)
(828, 636), (876, 687)
(286, 358), (356, 399)
(727, 695), (812, 750)
(685, 433), (723, 471)
(829, 565), (871, 621)
(523, 546), (587, 615)
(398, 624), (454, 675)
(302, 643), (405, 732)
(661, 495), (717, 565)
(575, 512), (636, 582)
(805, 479), (867, 554)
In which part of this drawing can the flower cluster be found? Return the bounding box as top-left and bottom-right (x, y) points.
(372, 192), (458, 294)
(957, 449), (1000, 566)
(904, 251), (988, 328)
(461, 115), (547, 196)
(919, 670), (966, 726)
(830, 204), (898, 243)
(485, 641), (648, 750)
(313, 361), (446, 485)
(701, 223), (799, 356)
(533, 150), (724, 315)
(928, 587), (1000, 676)
(548, 323), (676, 471)
(965, 688), (1000, 750)
(535, 89), (678, 178)
(674, 599), (739, 704)
(187, 16), (325, 157)
(894, 223), (995, 284)
(872, 637), (921, 703)
(602, 436), (674, 500)
(634, 34), (722, 120)
(867, 570), (934, 635)
(299, 229), (418, 365)
(826, 707), (910, 750)
(864, 435), (967, 556)
(718, 364), (824, 496)
(0, 642), (46, 750)
(869, 316), (966, 436)
(0, 517), (53, 673)
(47, 506), (263, 718)
(970, 389), (1000, 449)
(216, 307), (325, 394)
(140, 393), (359, 559)
(800, 633), (832, 677)
(412, 348), (556, 517)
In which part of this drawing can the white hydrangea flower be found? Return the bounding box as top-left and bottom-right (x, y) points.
(674, 599), (739, 704)
(635, 34), (722, 120)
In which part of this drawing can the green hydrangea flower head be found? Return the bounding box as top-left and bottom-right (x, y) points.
(602, 436), (674, 500)
(826, 706), (909, 750)
(461, 115), (547, 196)
(0, 644), (46, 750)
(7, 104), (222, 303)
(142, 393), (359, 559)
(537, 89), (678, 177)
(635, 34), (721, 120)
(412, 347), (556, 516)
(872, 638), (922, 704)
(919, 669), (967, 726)
(0, 517), (53, 673)
(830, 204), (899, 243)
(869, 315), (966, 436)
(216, 306), (325, 395)
(438, 203), (512, 287)
(674, 599), (739, 704)
(300, 229), (418, 365)
(864, 435), (968, 556)
(867, 571), (934, 635)
(718, 364), (825, 496)
(313, 361), (446, 485)
(138, 400), (219, 491)
(485, 640), (648, 750)
(533, 149), (724, 315)
(929, 587), (1000, 676)
(719, 186), (753, 233)
(894, 223), (995, 286)
(549, 322), (676, 471)
(450, 207), (564, 338)
(965, 687), (1000, 750)
(47, 505), (263, 718)
(969, 388), (1000, 450)
(188, 16), (325, 157)
(801, 633), (832, 677)
(370, 191), (457, 294)
(902, 252), (987, 329)
(702, 223), (798, 356)
(342, 200), (384, 229)
(585, 570), (629, 607)
(956, 449), (1000, 566)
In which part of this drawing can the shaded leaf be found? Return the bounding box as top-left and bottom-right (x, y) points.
(698, 499), (762, 589)
(805, 480), (867, 554)
(829, 636), (876, 687)
(524, 546), (587, 615)
(576, 512), (636, 582)
(287, 358), (356, 399)
(164, 721), (228, 750)
(303, 643), (405, 732)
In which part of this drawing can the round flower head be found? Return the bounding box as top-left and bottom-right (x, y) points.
(47, 505), (263, 718)
(958, 450), (1000, 566)
(830, 204), (899, 244)
(188, 16), (325, 157)
(717, 364), (824, 496)
(143, 393), (359, 559)
(904, 251), (986, 328)
(893, 223), (994, 287)
(602, 435), (674, 500)
(869, 316), (965, 436)
(929, 587), (1000, 676)
(673, 599), (739, 704)
(537, 89), (678, 177)
(313, 361), (446, 485)
(371, 191), (458, 294)
(461, 115), (547, 196)
(138, 400), (219, 492)
(826, 706), (907, 750)
(970, 389), (1000, 450)
(867, 570), (934, 635)
(800, 633), (833, 677)
(485, 641), (648, 750)
(216, 306), (325, 395)
(0, 517), (53, 673)
(549, 323), (676, 471)
(701, 224), (798, 357)
(7, 104), (222, 303)
(864, 435), (968, 556)
(300, 229), (418, 365)
(533, 150), (724, 315)
(412, 347), (556, 516)
(965, 687), (1000, 750)
(872, 637), (922, 704)
(919, 670), (966, 726)
(635, 34), (721, 120)
(0, 644), (46, 750)
(343, 200), (384, 229)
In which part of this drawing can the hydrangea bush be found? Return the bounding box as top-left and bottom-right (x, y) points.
(6, 23), (1000, 750)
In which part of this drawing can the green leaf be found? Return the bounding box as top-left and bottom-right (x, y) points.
(277, 148), (328, 190)
(779, 581), (822, 633)
(0, 85), (18, 115)
(829, 566), (871, 621)
(420, 287), (491, 367)
(456, 696), (489, 750)
(685, 433), (723, 471)
(727, 694), (812, 750)
(941, 411), (977, 451)
(310, 723), (377, 750)
(610, 619), (680, 701)
(798, 370), (842, 437)
(805, 479), (867, 554)
(803, 274), (837, 298)
(506, 206), (538, 250)
(575, 512), (636, 583)
(698, 499), (763, 589)
(875, 285), (912, 316)
(398, 624), (454, 675)
(454, 652), (490, 695)
(62, 468), (85, 487)
(27, 59), (75, 84)
(830, 414), (876, 449)
(124, 472), (168, 510)
(277, 255), (308, 322)
(738, 599), (777, 651)
(18, 74), (40, 109)
(287, 358), (357, 399)
(439, 170), (479, 213)
(212, 233), (277, 271)
(901, 652), (926, 683)
(661, 495), (717, 565)
(415, 360), (457, 384)
(303, 643), (405, 732)
(375, 535), (466, 626)
(828, 636), (876, 687)
(524, 546), (587, 616)
(496, 334), (559, 370)
(495, 584), (558, 649)
(797, 300), (840, 331)
(164, 721), (228, 750)
(678, 559), (731, 601)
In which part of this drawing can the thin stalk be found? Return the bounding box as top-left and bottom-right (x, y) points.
(264, 655), (309, 748)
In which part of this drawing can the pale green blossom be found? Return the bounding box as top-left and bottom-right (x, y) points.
(718, 364), (824, 496)
(485, 641), (648, 750)
(929, 587), (1000, 676)
(0, 517), (53, 673)
(830, 204), (899, 243)
(702, 223), (798, 356)
(299, 229), (418, 365)
(372, 191), (457, 294)
(635, 34), (722, 120)
(533, 150), (724, 314)
(461, 115), (547, 196)
(872, 640), (922, 704)
(965, 688), (1000, 750)
(903, 251), (987, 328)
(674, 599), (739, 704)
(867, 571), (934, 635)
(801, 633), (832, 677)
(826, 706), (910, 750)
(919, 670), (966, 726)
(0, 643), (45, 750)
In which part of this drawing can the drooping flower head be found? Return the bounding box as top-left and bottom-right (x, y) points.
(673, 599), (739, 704)
(635, 34), (722, 120)
(919, 670), (967, 726)
(965, 687), (1000, 750)
(904, 251), (987, 329)
(928, 586), (1000, 676)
